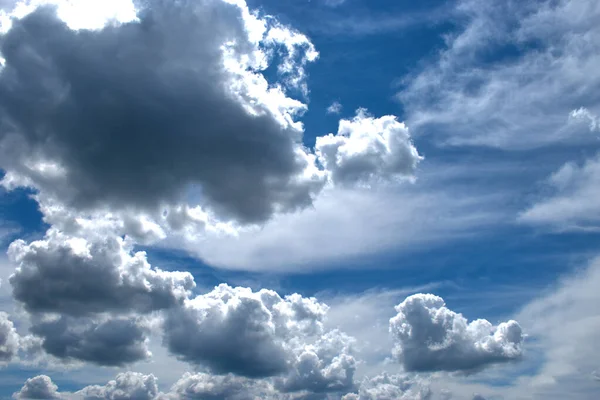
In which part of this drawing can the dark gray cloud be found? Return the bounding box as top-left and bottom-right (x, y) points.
(162, 284), (329, 378)
(389, 294), (523, 373)
(0, 1), (324, 225)
(8, 228), (194, 316)
(30, 315), (150, 366)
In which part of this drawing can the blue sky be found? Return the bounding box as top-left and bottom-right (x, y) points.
(0, 0), (599, 399)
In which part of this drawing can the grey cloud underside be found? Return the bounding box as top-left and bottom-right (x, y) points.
(390, 294), (523, 373)
(8, 229), (194, 316)
(30, 315), (150, 366)
(0, 2), (320, 224)
(13, 371), (437, 400)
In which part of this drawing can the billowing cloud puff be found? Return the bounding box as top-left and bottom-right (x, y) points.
(341, 373), (432, 400)
(276, 329), (356, 394)
(390, 294), (523, 372)
(76, 372), (159, 400)
(0, 311), (19, 362)
(162, 284), (330, 378)
(315, 110), (422, 186)
(30, 315), (150, 366)
(0, 0), (326, 226)
(8, 228), (195, 316)
(13, 375), (61, 400)
(163, 372), (276, 400)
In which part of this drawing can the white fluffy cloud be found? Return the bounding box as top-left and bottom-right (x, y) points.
(342, 373), (432, 400)
(316, 110), (422, 186)
(390, 294), (523, 373)
(0, 311), (19, 362)
(519, 154), (600, 230)
(76, 372), (159, 400)
(13, 375), (61, 399)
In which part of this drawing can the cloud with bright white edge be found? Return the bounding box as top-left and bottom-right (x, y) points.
(0, 0), (420, 240)
(390, 294), (523, 373)
(5, 0), (600, 398)
(0, 311), (20, 363)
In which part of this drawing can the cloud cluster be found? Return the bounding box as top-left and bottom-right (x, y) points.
(390, 294), (523, 372)
(163, 284), (356, 394)
(0, 0), (421, 249)
(0, 0), (530, 398)
(342, 373), (432, 400)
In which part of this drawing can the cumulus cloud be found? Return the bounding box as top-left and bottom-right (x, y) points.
(276, 329), (356, 394)
(390, 294), (523, 373)
(30, 315), (150, 366)
(76, 372), (159, 400)
(162, 284), (339, 379)
(8, 228), (194, 316)
(0, 0), (326, 227)
(0, 0), (423, 260)
(315, 110), (422, 186)
(13, 375), (61, 400)
(0, 311), (19, 362)
(342, 373), (432, 400)
(164, 372), (276, 400)
(519, 154), (600, 230)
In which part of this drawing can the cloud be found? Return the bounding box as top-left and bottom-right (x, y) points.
(164, 372), (276, 400)
(342, 373), (432, 400)
(162, 283), (357, 390)
(519, 154), (600, 230)
(315, 110), (422, 186)
(8, 228), (194, 316)
(398, 0), (600, 149)
(323, 0), (347, 8)
(275, 329), (356, 394)
(327, 101), (343, 115)
(509, 255), (600, 398)
(0, 0), (326, 226)
(390, 294), (523, 373)
(13, 375), (61, 399)
(30, 315), (151, 366)
(570, 107), (600, 132)
(76, 372), (159, 400)
(0, 311), (19, 362)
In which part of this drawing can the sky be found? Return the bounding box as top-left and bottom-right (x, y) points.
(0, 0), (599, 399)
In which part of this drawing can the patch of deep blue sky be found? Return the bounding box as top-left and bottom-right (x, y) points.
(1, 0), (600, 330)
